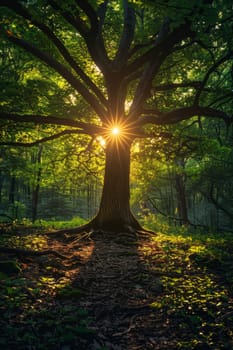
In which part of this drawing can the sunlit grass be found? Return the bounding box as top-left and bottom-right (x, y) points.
(0, 233), (48, 250)
(34, 216), (87, 229)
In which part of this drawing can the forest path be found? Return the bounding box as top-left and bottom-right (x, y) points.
(47, 230), (168, 350)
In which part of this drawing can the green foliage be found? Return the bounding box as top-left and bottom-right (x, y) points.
(34, 216), (87, 229)
(137, 216), (233, 348)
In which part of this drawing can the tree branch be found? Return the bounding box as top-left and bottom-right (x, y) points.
(128, 40), (155, 59)
(5, 32), (107, 119)
(75, 0), (98, 34)
(47, 0), (110, 75)
(0, 112), (103, 134)
(113, 0), (136, 69)
(194, 50), (233, 105)
(125, 20), (192, 77)
(152, 81), (202, 92)
(1, 0), (108, 108)
(0, 130), (88, 147)
(97, 0), (109, 29)
(208, 92), (233, 108)
(47, 0), (89, 37)
(203, 185), (233, 221)
(129, 20), (193, 117)
(139, 106), (233, 126)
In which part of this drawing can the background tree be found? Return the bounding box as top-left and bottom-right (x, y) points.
(0, 0), (232, 232)
(131, 117), (233, 231)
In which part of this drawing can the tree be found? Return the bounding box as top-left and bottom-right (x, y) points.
(0, 0), (232, 232)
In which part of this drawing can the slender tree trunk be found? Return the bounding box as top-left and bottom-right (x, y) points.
(32, 146), (42, 223)
(175, 173), (189, 225)
(93, 139), (141, 231)
(206, 184), (233, 221)
(9, 175), (15, 204)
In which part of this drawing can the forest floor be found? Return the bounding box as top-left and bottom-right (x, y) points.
(0, 223), (233, 350)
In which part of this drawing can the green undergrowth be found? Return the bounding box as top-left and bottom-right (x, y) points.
(0, 216), (87, 230)
(141, 214), (233, 349)
(34, 216), (87, 229)
(0, 273), (95, 349)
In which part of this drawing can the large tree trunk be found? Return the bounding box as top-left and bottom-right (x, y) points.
(93, 139), (141, 231)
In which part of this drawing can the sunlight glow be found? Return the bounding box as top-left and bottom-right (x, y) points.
(98, 120), (136, 149)
(111, 127), (120, 135)
(97, 136), (106, 147)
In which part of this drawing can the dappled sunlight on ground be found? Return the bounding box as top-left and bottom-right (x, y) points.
(0, 225), (233, 349)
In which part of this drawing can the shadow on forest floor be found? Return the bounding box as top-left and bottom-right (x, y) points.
(0, 224), (233, 349)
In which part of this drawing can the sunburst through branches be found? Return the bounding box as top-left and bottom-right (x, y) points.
(96, 120), (139, 152)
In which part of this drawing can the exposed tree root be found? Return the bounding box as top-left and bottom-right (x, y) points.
(136, 228), (157, 236)
(44, 221), (94, 237)
(43, 219), (156, 242)
(0, 247), (69, 260)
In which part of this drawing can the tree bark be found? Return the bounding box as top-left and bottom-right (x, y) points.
(93, 139), (141, 231)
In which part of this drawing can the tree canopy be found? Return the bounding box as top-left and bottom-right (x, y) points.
(0, 0), (232, 231)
